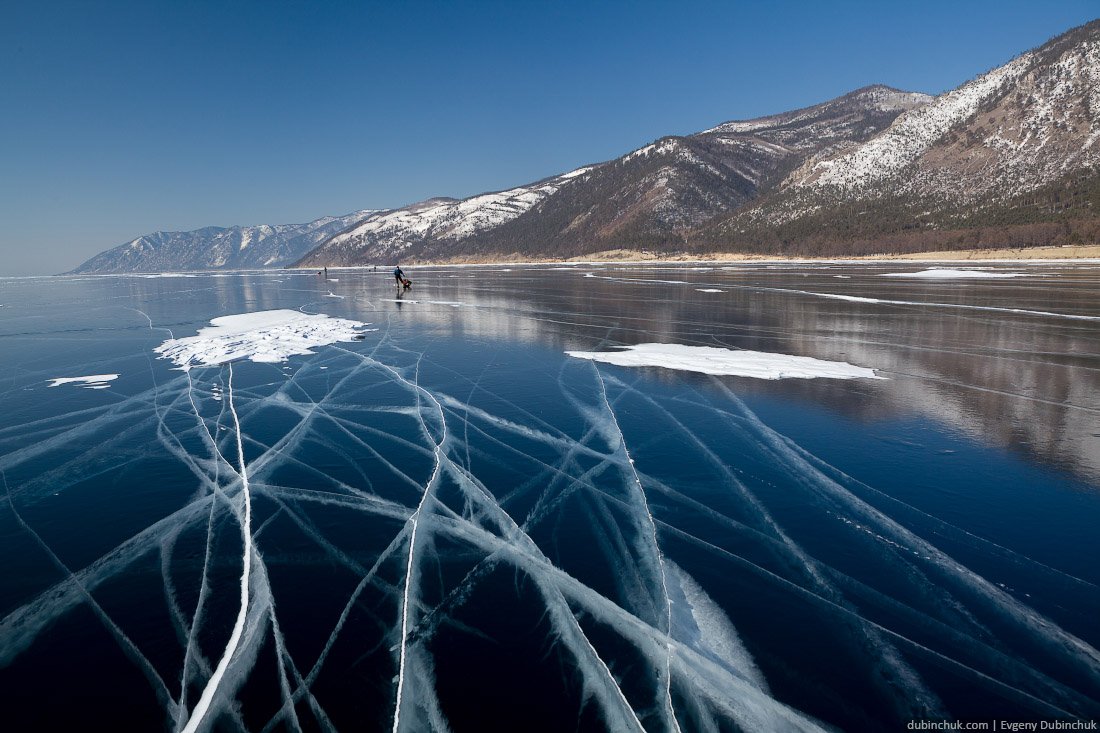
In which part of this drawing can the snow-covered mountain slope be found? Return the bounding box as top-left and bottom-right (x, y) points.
(70, 211), (375, 273)
(300, 85), (928, 264)
(296, 169), (594, 266)
(751, 19), (1100, 220)
(693, 19), (1100, 255)
(702, 86), (931, 154)
(74, 19), (1100, 269)
(793, 56), (1038, 192)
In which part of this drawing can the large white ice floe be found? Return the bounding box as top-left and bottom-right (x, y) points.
(47, 374), (119, 389)
(155, 310), (369, 369)
(880, 269), (1029, 279)
(566, 343), (883, 380)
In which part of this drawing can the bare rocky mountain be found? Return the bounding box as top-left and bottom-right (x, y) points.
(297, 85), (930, 265)
(70, 211), (375, 273)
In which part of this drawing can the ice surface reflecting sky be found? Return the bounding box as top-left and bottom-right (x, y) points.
(1, 263), (1098, 731)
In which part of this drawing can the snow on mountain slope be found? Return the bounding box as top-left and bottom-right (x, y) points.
(297, 168), (599, 265)
(710, 19), (1100, 246)
(70, 211), (376, 273)
(69, 20), (1100, 269)
(704, 87), (931, 143)
(796, 55), (1036, 190)
(299, 85), (928, 264)
(789, 20), (1100, 202)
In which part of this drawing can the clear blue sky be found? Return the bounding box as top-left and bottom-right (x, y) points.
(1, 1), (1096, 275)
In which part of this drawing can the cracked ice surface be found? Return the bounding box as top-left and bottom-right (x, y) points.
(1, 267), (1099, 732)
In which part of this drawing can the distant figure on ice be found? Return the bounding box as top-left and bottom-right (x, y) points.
(323, 266), (328, 280)
(394, 265), (411, 290)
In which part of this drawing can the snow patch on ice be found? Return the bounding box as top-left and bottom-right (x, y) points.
(566, 343), (883, 380)
(696, 288), (724, 293)
(48, 374), (119, 388)
(154, 310), (369, 370)
(880, 269), (1029, 279)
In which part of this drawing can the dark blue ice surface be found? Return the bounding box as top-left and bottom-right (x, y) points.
(1, 263), (1098, 731)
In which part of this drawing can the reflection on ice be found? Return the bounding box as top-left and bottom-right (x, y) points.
(781, 287), (1100, 321)
(381, 300), (466, 307)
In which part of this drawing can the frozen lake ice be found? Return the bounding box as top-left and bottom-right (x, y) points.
(1, 263), (1099, 731)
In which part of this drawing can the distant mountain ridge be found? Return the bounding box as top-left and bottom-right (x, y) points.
(69, 211), (375, 273)
(73, 18), (1100, 271)
(702, 19), (1100, 255)
(297, 84), (931, 265)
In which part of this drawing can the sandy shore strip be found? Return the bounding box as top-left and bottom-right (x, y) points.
(376, 244), (1100, 268)
(855, 244), (1100, 261)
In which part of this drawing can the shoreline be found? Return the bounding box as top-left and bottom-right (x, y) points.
(390, 243), (1100, 268)
(46, 244), (1100, 278)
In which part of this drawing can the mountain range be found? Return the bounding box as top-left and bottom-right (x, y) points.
(72, 19), (1100, 273)
(704, 18), (1100, 256)
(70, 212), (374, 273)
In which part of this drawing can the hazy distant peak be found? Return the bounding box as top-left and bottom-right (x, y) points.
(70, 210), (378, 273)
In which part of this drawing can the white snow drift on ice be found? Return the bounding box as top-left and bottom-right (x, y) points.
(566, 343), (883, 380)
(47, 374), (119, 389)
(880, 269), (1028, 279)
(154, 310), (370, 369)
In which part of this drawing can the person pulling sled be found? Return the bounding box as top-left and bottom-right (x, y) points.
(393, 265), (412, 290)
